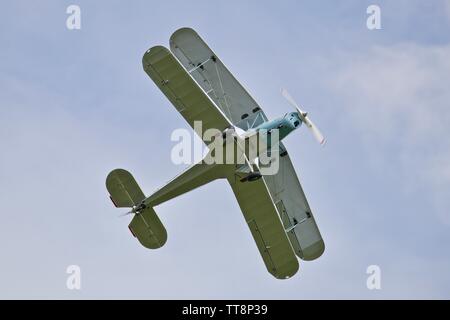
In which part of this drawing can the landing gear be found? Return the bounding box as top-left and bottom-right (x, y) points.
(240, 172), (262, 182)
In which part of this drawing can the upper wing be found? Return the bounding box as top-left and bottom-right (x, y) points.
(170, 28), (268, 130)
(143, 46), (232, 143)
(227, 170), (299, 279)
(263, 144), (325, 260)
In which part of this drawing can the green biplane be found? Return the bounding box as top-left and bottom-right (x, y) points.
(106, 28), (325, 279)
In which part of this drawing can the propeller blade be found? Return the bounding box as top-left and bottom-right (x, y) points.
(281, 88), (326, 146)
(281, 88), (299, 108)
(281, 88), (307, 122)
(303, 116), (326, 146)
(119, 210), (134, 217)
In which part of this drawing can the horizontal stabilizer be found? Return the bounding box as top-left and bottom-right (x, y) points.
(106, 168), (168, 249)
(129, 207), (167, 249)
(106, 169), (145, 208)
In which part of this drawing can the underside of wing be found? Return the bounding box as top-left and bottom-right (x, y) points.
(142, 46), (232, 143)
(227, 169), (299, 279)
(264, 144), (325, 261)
(170, 28), (268, 130)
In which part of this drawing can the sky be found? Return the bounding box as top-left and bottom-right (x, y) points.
(1, 0), (450, 299)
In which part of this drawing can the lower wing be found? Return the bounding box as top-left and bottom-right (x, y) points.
(227, 169), (299, 279)
(263, 145), (325, 261)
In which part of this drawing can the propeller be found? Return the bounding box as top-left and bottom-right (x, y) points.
(281, 88), (326, 146)
(118, 203), (146, 218)
(118, 210), (134, 217)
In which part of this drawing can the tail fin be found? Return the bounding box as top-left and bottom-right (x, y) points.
(106, 169), (167, 249)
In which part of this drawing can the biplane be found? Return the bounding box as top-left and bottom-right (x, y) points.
(106, 28), (325, 279)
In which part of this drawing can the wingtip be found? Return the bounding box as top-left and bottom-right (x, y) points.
(170, 27), (198, 43)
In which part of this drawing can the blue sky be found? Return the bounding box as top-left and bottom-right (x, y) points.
(1, 0), (450, 298)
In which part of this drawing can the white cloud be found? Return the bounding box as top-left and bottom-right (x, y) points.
(330, 43), (450, 225)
